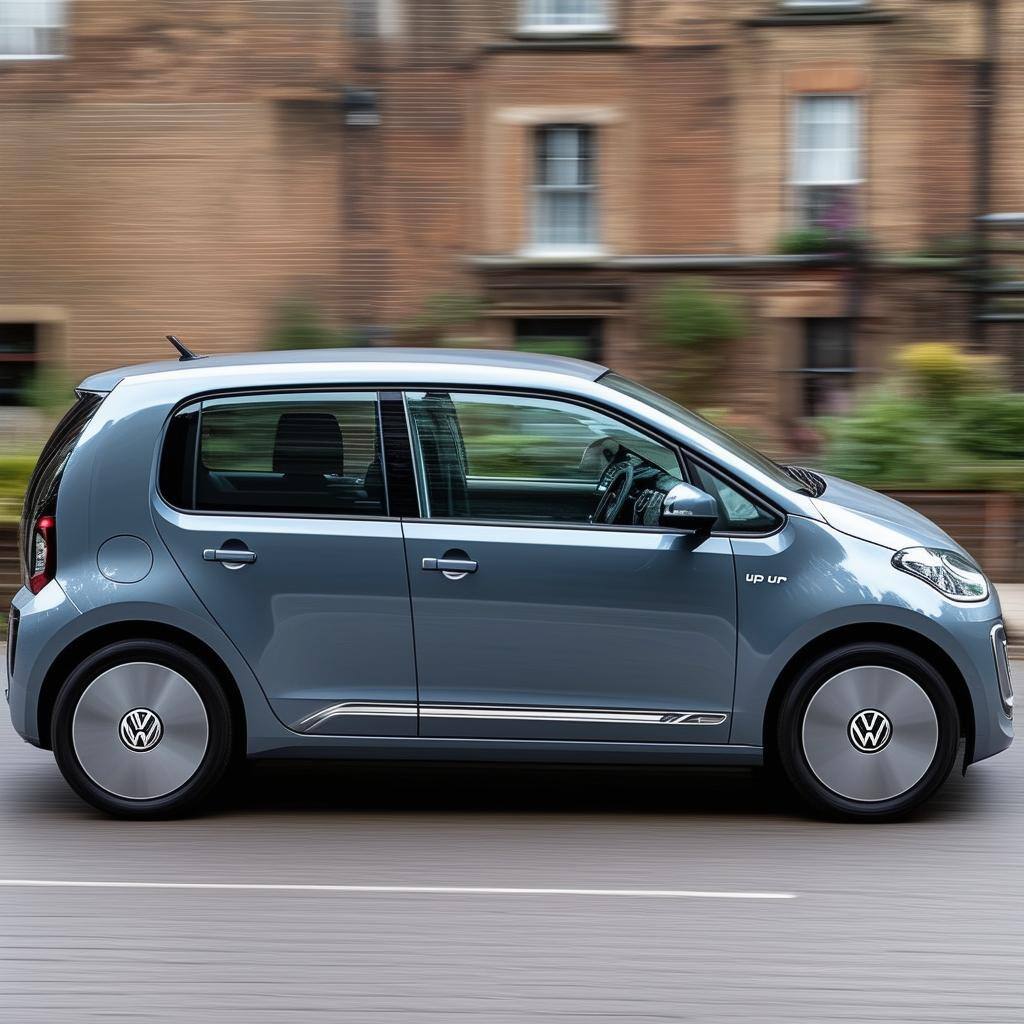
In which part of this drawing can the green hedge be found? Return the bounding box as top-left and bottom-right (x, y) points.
(821, 345), (1024, 492)
(0, 455), (36, 524)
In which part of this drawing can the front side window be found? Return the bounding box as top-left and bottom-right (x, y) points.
(792, 95), (861, 229)
(532, 126), (598, 251)
(601, 371), (814, 496)
(161, 392), (386, 517)
(520, 0), (610, 32)
(0, 0), (65, 58)
(690, 462), (779, 534)
(406, 390), (682, 526)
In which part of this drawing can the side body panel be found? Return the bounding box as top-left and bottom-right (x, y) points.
(402, 521), (736, 744)
(153, 508), (417, 735)
(730, 516), (1012, 764)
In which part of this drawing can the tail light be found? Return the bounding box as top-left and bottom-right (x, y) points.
(28, 515), (56, 595)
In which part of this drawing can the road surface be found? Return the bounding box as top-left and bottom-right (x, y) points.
(0, 653), (1020, 1022)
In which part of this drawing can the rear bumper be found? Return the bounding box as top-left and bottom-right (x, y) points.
(6, 582), (81, 747)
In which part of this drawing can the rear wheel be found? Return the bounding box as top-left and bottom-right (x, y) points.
(52, 640), (234, 818)
(777, 642), (960, 821)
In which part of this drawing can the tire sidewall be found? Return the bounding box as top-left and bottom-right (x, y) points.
(777, 642), (960, 821)
(52, 640), (233, 818)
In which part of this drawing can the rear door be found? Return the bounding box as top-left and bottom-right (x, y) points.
(154, 389), (418, 736)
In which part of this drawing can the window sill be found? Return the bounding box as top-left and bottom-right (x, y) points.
(516, 247), (608, 264)
(487, 35), (629, 53)
(745, 10), (896, 26)
(0, 54), (65, 61)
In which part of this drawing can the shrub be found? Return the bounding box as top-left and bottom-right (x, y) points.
(0, 454), (38, 524)
(821, 343), (1024, 492)
(267, 298), (348, 350)
(655, 279), (745, 351)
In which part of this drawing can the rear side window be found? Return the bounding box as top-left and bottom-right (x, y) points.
(160, 391), (387, 517)
(20, 392), (103, 582)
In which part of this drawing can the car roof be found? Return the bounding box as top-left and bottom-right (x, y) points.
(79, 347), (608, 394)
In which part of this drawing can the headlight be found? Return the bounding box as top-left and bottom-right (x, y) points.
(892, 547), (989, 602)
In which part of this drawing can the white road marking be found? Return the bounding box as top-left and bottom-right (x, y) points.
(0, 879), (796, 900)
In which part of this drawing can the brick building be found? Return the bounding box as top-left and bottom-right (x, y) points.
(0, 0), (1021, 449)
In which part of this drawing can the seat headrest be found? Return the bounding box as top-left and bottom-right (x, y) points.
(272, 412), (344, 476)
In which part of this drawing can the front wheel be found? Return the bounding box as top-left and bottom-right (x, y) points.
(52, 640), (234, 818)
(777, 643), (960, 821)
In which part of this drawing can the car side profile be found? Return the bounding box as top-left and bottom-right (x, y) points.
(5, 347), (1014, 820)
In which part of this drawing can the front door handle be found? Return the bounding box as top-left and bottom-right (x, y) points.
(203, 547), (257, 566)
(422, 557), (478, 574)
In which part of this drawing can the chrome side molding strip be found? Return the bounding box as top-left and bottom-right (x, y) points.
(421, 705), (728, 726)
(294, 701), (728, 733)
(295, 702), (418, 733)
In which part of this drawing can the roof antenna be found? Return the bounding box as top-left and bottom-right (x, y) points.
(166, 334), (201, 361)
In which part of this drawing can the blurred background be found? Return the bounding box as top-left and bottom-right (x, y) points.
(0, 0), (1022, 609)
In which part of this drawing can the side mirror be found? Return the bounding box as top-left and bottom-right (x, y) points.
(660, 483), (719, 536)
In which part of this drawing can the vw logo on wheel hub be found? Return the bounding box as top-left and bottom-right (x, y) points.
(118, 708), (164, 752)
(847, 709), (892, 754)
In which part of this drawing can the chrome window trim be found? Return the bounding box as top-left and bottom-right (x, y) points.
(157, 380), (787, 537)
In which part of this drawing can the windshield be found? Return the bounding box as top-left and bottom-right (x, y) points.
(601, 372), (811, 495)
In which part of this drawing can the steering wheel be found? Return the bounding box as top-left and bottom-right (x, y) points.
(592, 462), (635, 525)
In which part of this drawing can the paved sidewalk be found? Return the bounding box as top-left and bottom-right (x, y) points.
(1000, 583), (1024, 652)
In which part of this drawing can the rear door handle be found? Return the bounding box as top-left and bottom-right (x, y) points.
(422, 557), (478, 574)
(203, 548), (257, 565)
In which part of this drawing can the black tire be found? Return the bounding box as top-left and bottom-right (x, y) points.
(776, 642), (960, 822)
(52, 639), (234, 818)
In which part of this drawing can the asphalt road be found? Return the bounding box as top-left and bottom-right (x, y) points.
(0, 653), (1021, 1023)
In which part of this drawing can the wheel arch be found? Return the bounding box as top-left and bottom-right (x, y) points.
(36, 620), (247, 753)
(761, 622), (974, 765)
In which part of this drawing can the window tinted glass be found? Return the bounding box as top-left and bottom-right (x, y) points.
(164, 392), (386, 517)
(691, 463), (778, 533)
(20, 391), (103, 583)
(406, 390), (682, 525)
(602, 371), (812, 495)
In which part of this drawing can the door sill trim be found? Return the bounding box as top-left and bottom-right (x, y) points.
(293, 701), (727, 734)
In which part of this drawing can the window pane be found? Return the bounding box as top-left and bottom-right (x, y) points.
(533, 126), (597, 247)
(515, 317), (602, 361)
(521, 0), (608, 29)
(190, 392), (385, 516)
(793, 96), (859, 185)
(0, 0), (64, 56)
(691, 464), (778, 533)
(801, 319), (856, 417)
(407, 391), (682, 525)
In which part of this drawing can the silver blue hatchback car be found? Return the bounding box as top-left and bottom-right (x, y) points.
(5, 347), (1014, 819)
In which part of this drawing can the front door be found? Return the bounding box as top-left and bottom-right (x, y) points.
(402, 389), (737, 745)
(154, 389), (417, 736)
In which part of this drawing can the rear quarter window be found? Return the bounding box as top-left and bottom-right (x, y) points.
(20, 392), (103, 583)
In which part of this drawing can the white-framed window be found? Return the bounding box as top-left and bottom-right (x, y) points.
(531, 125), (599, 253)
(0, 0), (65, 59)
(347, 0), (400, 40)
(791, 95), (861, 229)
(520, 0), (611, 34)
